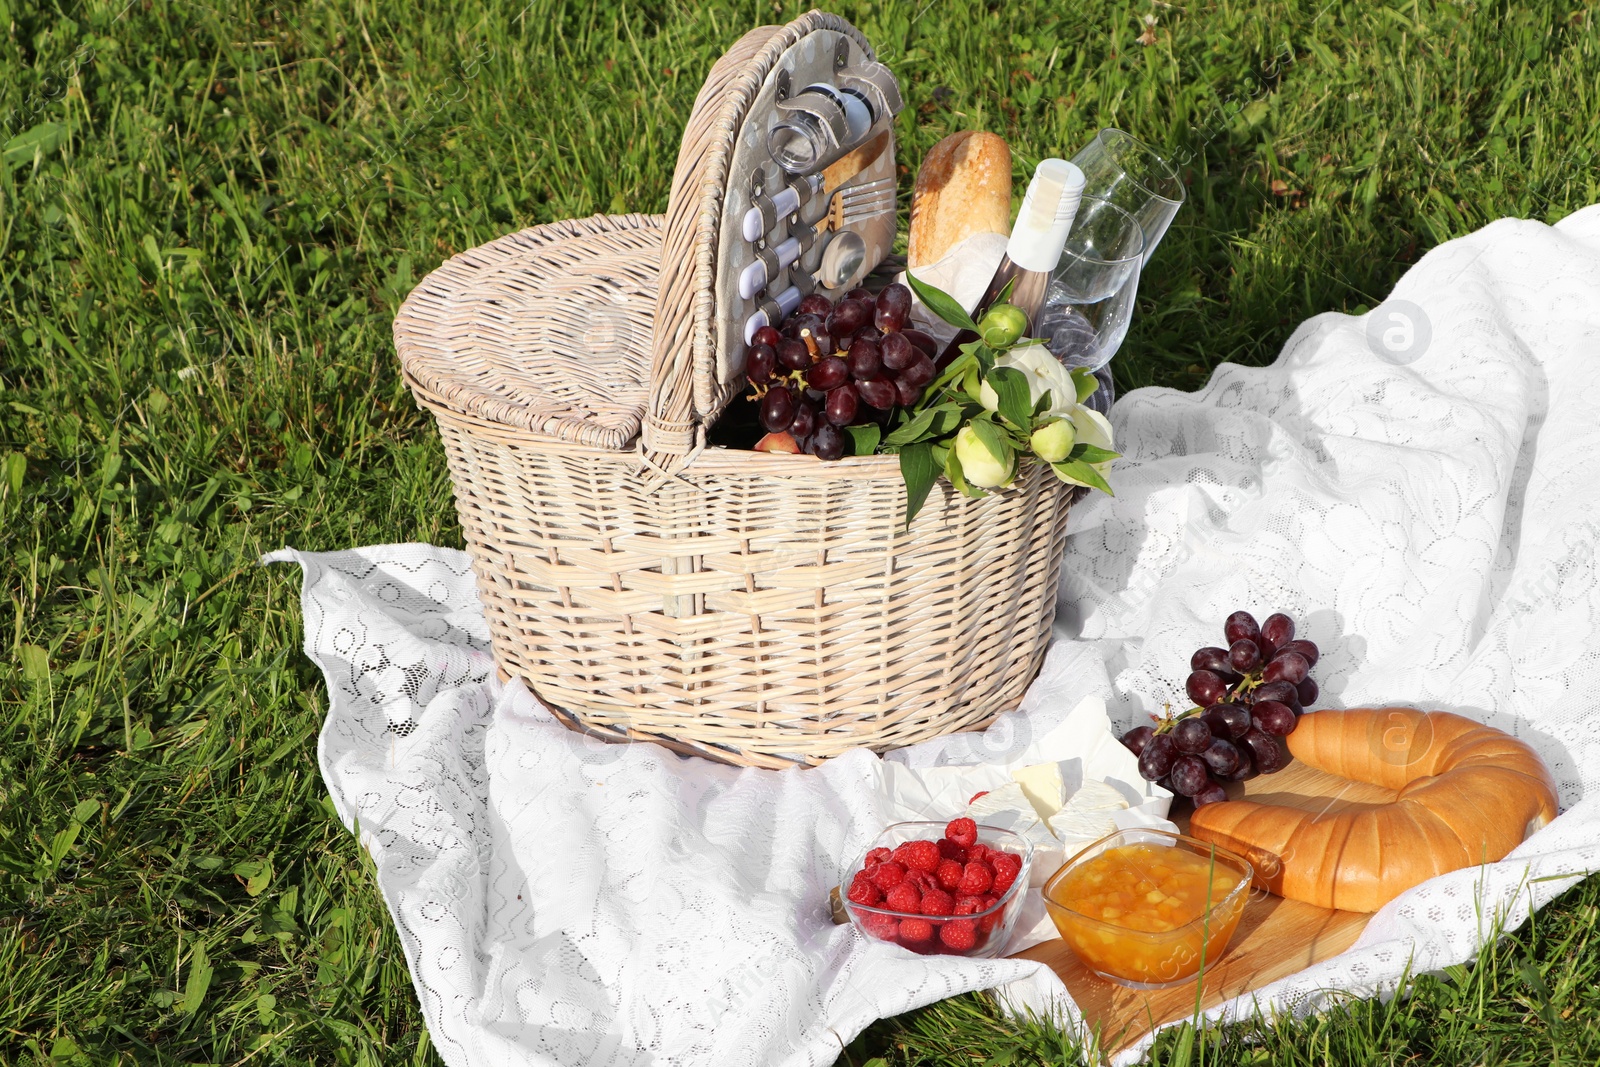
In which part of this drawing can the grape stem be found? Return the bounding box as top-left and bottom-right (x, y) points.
(1230, 672), (1264, 701)
(1158, 664), (1268, 732)
(1154, 704), (1205, 733)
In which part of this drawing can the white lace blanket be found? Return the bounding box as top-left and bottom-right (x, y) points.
(266, 204), (1600, 1067)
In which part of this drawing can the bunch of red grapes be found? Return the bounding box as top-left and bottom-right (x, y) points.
(745, 282), (939, 460)
(1120, 611), (1321, 807)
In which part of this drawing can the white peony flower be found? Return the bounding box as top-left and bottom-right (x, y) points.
(978, 343), (1080, 419)
(1052, 404), (1116, 488)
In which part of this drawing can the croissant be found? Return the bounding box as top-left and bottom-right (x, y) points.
(1188, 708), (1559, 912)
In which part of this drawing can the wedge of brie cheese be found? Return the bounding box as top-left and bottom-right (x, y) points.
(1047, 778), (1127, 844)
(958, 765), (1134, 885)
(963, 782), (1060, 853)
(1010, 761), (1066, 821)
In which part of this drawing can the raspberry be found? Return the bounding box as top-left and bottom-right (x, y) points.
(935, 858), (965, 891)
(919, 887), (954, 917)
(939, 917), (977, 951)
(990, 861), (1020, 894)
(967, 843), (990, 863)
(991, 849), (1022, 873)
(862, 910), (900, 941)
(978, 895), (1002, 933)
(954, 894), (985, 914)
(898, 918), (934, 942)
(868, 861), (906, 890)
(900, 838), (940, 873)
(957, 861), (994, 896)
(945, 817), (978, 849)
(866, 847), (892, 866)
(847, 879), (882, 907)
(937, 837), (969, 863)
(885, 881), (921, 913)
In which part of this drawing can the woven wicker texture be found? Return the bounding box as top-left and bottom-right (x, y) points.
(394, 11), (1075, 768)
(397, 215), (660, 451)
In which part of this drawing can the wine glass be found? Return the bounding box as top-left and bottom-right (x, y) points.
(1053, 196), (1145, 304)
(1070, 128), (1185, 265)
(1034, 260), (1142, 374)
(1034, 196), (1144, 374)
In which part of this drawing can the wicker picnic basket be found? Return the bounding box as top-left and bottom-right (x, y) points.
(394, 11), (1075, 769)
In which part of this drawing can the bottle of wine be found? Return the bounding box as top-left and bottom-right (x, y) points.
(936, 158), (1085, 367)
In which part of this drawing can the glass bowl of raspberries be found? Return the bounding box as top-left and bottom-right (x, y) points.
(842, 818), (1034, 957)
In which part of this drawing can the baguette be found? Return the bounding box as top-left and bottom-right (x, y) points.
(908, 131), (1013, 268)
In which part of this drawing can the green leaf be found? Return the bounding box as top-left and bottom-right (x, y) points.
(844, 423), (881, 456)
(961, 364), (982, 401)
(962, 341), (998, 375)
(1053, 458), (1115, 495)
(232, 857), (274, 897)
(968, 416), (1010, 460)
(945, 450), (986, 499)
(72, 799), (99, 824)
(988, 366), (1033, 429)
(1072, 367), (1098, 404)
(1068, 444), (1120, 463)
(993, 276), (1017, 308)
(262, 903), (300, 938)
(3, 122), (65, 170)
(905, 271), (979, 332)
(927, 351), (976, 398)
(179, 941), (213, 1014)
(899, 442), (941, 527)
(884, 405), (939, 446)
(926, 403), (966, 438)
(142, 233), (164, 274)
(20, 644), (50, 682)
(1033, 389), (1054, 417)
(47, 822), (80, 866)
(2, 452), (23, 498)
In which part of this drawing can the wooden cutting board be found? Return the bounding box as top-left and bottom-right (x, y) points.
(1014, 760), (1381, 1055)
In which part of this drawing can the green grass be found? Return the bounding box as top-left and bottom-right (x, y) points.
(0, 0), (1596, 1063)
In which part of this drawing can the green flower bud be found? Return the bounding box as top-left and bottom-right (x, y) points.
(977, 303), (1028, 348)
(954, 425), (1013, 488)
(1030, 418), (1076, 463)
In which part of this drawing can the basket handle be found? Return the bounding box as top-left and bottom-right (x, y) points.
(642, 11), (873, 470)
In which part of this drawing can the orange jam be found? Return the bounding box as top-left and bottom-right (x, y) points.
(1044, 842), (1247, 987)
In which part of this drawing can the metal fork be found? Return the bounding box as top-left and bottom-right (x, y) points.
(829, 175), (896, 229)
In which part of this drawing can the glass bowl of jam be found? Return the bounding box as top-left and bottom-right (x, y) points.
(1042, 828), (1253, 989)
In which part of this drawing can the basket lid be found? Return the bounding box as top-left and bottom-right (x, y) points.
(395, 214), (663, 451)
(642, 11), (892, 465)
